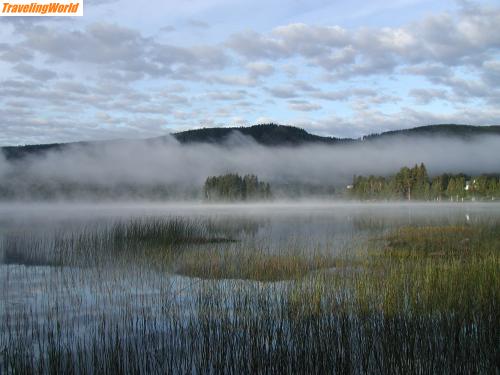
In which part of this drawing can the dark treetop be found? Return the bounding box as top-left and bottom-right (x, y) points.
(3, 123), (499, 161)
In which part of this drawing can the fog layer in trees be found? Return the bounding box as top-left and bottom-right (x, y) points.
(0, 132), (499, 200)
(351, 163), (500, 201)
(204, 174), (271, 201)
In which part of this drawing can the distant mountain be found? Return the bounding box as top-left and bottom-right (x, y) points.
(171, 124), (343, 146)
(2, 123), (499, 161)
(362, 124), (500, 140)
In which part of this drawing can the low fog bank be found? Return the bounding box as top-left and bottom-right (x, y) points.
(1, 133), (499, 200)
(1, 200), (498, 220)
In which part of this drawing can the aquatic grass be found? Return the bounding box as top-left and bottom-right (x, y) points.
(346, 224), (500, 319)
(382, 224), (500, 258)
(1, 219), (499, 374)
(2, 233), (59, 267)
(2, 270), (497, 374)
(173, 247), (346, 282)
(1, 217), (234, 268)
(350, 254), (499, 318)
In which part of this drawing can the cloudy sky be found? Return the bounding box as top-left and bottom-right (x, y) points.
(0, 0), (499, 145)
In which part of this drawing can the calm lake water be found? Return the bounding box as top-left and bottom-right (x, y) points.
(1, 201), (499, 247)
(1, 201), (499, 372)
(2, 201), (499, 312)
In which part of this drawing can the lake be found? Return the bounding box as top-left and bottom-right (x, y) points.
(1, 202), (499, 373)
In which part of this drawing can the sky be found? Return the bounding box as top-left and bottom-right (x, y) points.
(0, 0), (499, 146)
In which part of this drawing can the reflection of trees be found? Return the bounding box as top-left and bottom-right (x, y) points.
(0, 178), (201, 200)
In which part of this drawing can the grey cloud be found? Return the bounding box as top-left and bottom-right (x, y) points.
(17, 22), (228, 80)
(414, 5), (500, 66)
(288, 100), (322, 112)
(186, 19), (210, 29)
(160, 25), (176, 33)
(312, 88), (377, 102)
(227, 5), (500, 79)
(100, 69), (146, 82)
(267, 85), (297, 99)
(0, 43), (33, 63)
(159, 92), (190, 105)
(23, 23), (146, 65)
(282, 64), (298, 78)
(54, 81), (89, 95)
(406, 63), (499, 106)
(226, 30), (286, 60)
(246, 62), (274, 77)
(208, 75), (257, 86)
(0, 2), (499, 145)
(272, 24), (349, 58)
(312, 91), (346, 101)
(0, 110), (170, 146)
(403, 63), (452, 80)
(153, 44), (228, 71)
(482, 60), (500, 86)
(433, 74), (498, 103)
(0, 78), (102, 109)
(0, 75), (186, 119)
(314, 46), (357, 71)
(409, 88), (452, 105)
(13, 63), (58, 81)
(205, 90), (247, 101)
(292, 80), (318, 92)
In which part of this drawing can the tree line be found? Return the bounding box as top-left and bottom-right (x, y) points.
(350, 163), (500, 201)
(203, 173), (272, 201)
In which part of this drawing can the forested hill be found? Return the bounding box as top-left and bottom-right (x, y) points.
(362, 124), (500, 140)
(2, 123), (500, 161)
(171, 124), (342, 145)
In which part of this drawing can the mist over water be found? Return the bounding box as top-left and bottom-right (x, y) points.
(1, 133), (500, 200)
(1, 201), (499, 252)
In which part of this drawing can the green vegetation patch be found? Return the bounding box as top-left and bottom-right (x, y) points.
(174, 249), (342, 282)
(347, 224), (500, 317)
(382, 224), (500, 258)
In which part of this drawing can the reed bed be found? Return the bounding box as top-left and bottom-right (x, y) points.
(0, 218), (498, 374)
(382, 224), (500, 258)
(1, 218), (233, 268)
(174, 247), (345, 281)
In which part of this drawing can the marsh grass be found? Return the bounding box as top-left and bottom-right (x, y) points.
(1, 220), (498, 374)
(174, 247), (346, 281)
(381, 224), (500, 258)
(1, 218), (234, 268)
(348, 224), (500, 316)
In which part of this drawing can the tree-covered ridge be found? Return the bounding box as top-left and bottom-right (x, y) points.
(203, 174), (272, 201)
(350, 163), (500, 201)
(172, 124), (344, 146)
(4, 123), (500, 161)
(362, 124), (500, 141)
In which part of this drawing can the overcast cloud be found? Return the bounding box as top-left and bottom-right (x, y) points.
(0, 0), (499, 145)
